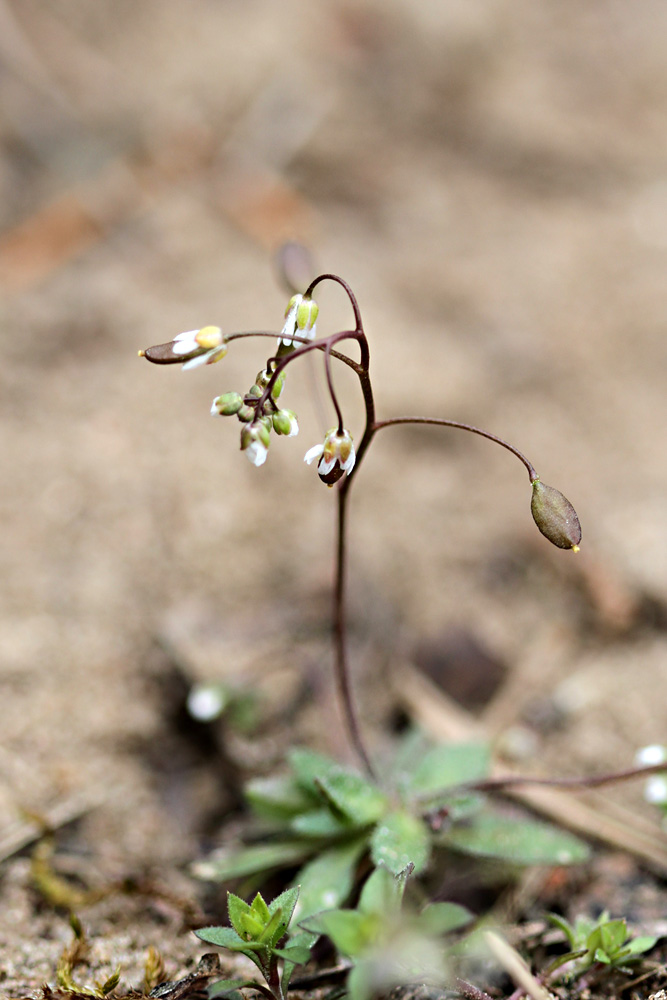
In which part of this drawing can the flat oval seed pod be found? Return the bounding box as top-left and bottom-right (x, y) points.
(531, 480), (582, 550)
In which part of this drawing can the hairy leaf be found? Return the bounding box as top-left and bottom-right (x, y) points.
(370, 810), (430, 874)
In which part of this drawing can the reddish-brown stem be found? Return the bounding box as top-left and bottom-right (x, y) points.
(432, 760), (667, 800)
(373, 417), (538, 483)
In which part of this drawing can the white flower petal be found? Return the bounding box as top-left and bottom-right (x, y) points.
(245, 441), (268, 466)
(319, 456), (336, 475)
(304, 444), (324, 464)
(341, 445), (356, 473)
(280, 300), (300, 347)
(181, 352), (209, 371)
(172, 330), (200, 354)
(287, 417), (299, 437)
(210, 398), (221, 416)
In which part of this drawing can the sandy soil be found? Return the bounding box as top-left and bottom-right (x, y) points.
(1, 1), (667, 995)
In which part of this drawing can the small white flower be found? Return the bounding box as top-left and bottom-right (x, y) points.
(304, 428), (355, 485)
(241, 422), (270, 467)
(636, 744), (667, 767)
(280, 294), (319, 348)
(172, 325), (227, 370)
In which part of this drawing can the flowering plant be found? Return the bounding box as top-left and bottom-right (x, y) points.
(140, 261), (582, 774)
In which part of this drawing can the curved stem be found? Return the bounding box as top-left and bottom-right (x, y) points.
(450, 760), (667, 797)
(373, 416), (538, 482)
(305, 273), (363, 333)
(324, 341), (345, 435)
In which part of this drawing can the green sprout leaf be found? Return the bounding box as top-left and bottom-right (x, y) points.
(227, 893), (253, 938)
(268, 885), (300, 941)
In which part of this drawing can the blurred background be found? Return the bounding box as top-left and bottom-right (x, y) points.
(2, 0), (667, 989)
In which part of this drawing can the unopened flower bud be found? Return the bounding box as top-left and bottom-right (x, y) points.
(280, 293), (319, 347)
(531, 479), (582, 551)
(271, 372), (286, 400)
(255, 369), (272, 389)
(273, 409), (299, 437)
(211, 392), (243, 416)
(237, 405), (255, 422)
(247, 384), (263, 399)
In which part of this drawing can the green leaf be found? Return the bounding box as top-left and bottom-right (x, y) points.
(258, 907), (283, 947)
(227, 893), (253, 937)
(442, 814), (590, 865)
(289, 747), (343, 795)
(599, 920), (627, 956)
(358, 865), (401, 916)
(195, 926), (247, 950)
(245, 775), (316, 821)
(208, 979), (254, 999)
(418, 902), (473, 935)
(408, 743), (491, 798)
(280, 932), (315, 994)
(625, 935), (658, 956)
(370, 810), (431, 874)
(547, 912), (577, 948)
(273, 945), (312, 964)
(316, 772), (388, 826)
(250, 892), (271, 923)
(268, 886), (300, 940)
(594, 948), (611, 964)
(192, 841), (310, 881)
(291, 809), (354, 838)
(293, 838), (366, 922)
(304, 909), (378, 958)
(238, 911), (263, 940)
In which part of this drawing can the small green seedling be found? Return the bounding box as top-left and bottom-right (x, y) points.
(194, 739), (589, 921)
(302, 864), (473, 1000)
(195, 887), (314, 1000)
(547, 911), (657, 978)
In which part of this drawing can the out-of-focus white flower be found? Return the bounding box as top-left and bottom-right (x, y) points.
(140, 326), (227, 369)
(645, 775), (667, 805)
(241, 422), (270, 467)
(187, 683), (228, 721)
(636, 744), (667, 767)
(273, 409), (299, 437)
(280, 294), (319, 348)
(305, 428), (355, 485)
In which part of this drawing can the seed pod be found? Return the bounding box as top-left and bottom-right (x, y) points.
(531, 479), (582, 551)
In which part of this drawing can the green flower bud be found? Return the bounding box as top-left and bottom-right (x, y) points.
(271, 371), (286, 400)
(247, 384), (263, 399)
(296, 297), (319, 332)
(237, 405), (255, 422)
(531, 479), (581, 551)
(211, 392), (243, 416)
(255, 369), (272, 389)
(273, 409), (299, 437)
